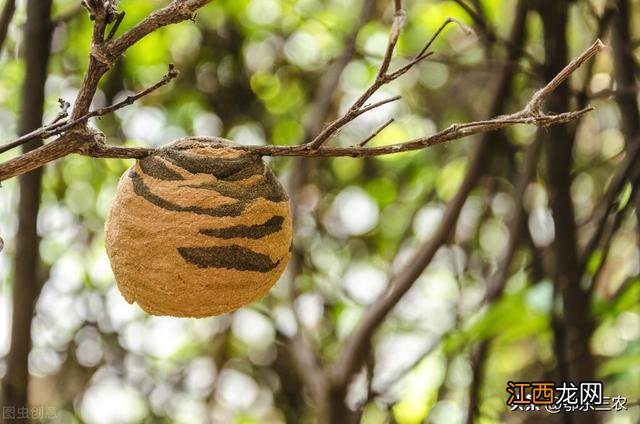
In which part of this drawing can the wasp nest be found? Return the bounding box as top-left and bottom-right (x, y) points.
(105, 138), (292, 317)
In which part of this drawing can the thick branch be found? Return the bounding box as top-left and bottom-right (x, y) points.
(73, 0), (211, 118)
(0, 133), (86, 180)
(0, 0), (212, 182)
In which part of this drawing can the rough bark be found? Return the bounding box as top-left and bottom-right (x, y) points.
(1, 0), (53, 415)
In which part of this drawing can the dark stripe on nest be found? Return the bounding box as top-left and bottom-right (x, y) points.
(162, 150), (264, 181)
(178, 245), (280, 272)
(139, 156), (184, 181)
(129, 170), (245, 217)
(200, 216), (285, 239)
(183, 169), (287, 203)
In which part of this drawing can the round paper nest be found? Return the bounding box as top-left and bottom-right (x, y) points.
(105, 137), (292, 317)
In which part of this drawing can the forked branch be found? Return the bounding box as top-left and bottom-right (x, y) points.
(0, 0), (212, 181)
(234, 39), (603, 157)
(0, 65), (178, 156)
(45, 41), (610, 163)
(0, 2), (603, 184)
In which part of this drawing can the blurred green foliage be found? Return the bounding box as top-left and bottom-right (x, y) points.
(0, 0), (638, 423)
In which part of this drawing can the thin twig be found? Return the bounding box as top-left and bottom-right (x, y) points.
(358, 118), (394, 146)
(523, 39), (605, 116)
(415, 17), (472, 59)
(50, 98), (71, 125)
(81, 64), (179, 121)
(106, 11), (125, 41)
(304, 11), (466, 150)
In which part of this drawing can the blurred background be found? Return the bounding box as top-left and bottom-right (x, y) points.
(0, 0), (638, 423)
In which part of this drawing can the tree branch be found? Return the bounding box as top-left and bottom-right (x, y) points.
(0, 5), (602, 182)
(521, 39), (604, 116)
(73, 0), (212, 118)
(11, 37), (601, 173)
(0, 65), (179, 156)
(305, 17), (465, 150)
(0, 0), (211, 182)
(358, 118), (394, 147)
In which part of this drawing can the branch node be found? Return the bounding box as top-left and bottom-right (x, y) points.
(51, 98), (71, 124)
(74, 127), (107, 155)
(90, 43), (116, 68)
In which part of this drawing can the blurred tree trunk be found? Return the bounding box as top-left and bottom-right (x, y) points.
(611, 0), (640, 145)
(611, 0), (640, 222)
(537, 2), (596, 423)
(0, 0), (16, 52)
(464, 3), (529, 423)
(1, 0), (53, 415)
